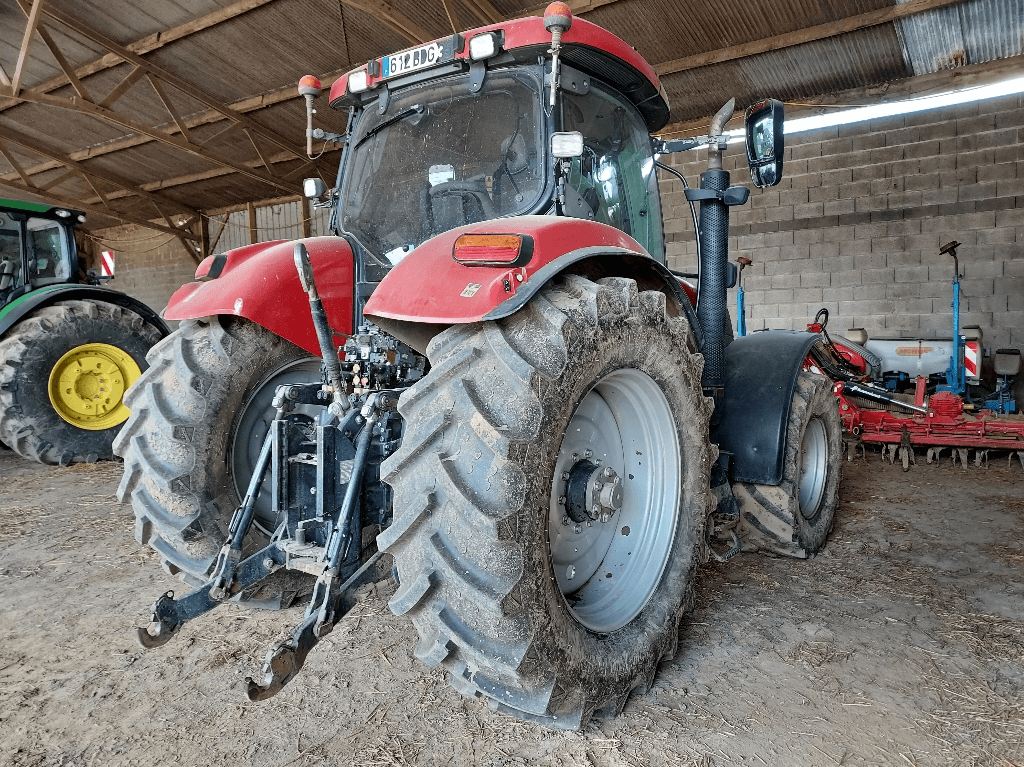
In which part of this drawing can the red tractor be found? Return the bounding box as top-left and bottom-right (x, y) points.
(116, 4), (843, 728)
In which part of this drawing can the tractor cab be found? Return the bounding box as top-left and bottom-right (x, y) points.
(303, 10), (674, 277)
(0, 199), (82, 303)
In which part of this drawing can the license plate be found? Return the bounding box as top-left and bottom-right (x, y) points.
(380, 39), (455, 79)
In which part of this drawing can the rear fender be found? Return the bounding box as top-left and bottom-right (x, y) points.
(165, 236), (355, 356)
(364, 216), (698, 353)
(711, 330), (824, 485)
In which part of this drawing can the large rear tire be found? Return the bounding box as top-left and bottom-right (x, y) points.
(378, 275), (714, 729)
(734, 371), (842, 556)
(114, 316), (319, 584)
(0, 300), (162, 465)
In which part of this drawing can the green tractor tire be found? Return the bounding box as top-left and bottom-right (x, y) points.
(0, 299), (162, 465)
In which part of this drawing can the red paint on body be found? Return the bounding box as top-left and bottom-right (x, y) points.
(364, 216), (648, 324)
(165, 236), (355, 357)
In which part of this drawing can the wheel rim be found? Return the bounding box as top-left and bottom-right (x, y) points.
(229, 357), (321, 534)
(47, 342), (141, 430)
(798, 416), (828, 520)
(547, 368), (681, 633)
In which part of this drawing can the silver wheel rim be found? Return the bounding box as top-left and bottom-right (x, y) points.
(547, 368), (681, 633)
(798, 416), (828, 520)
(230, 357), (321, 535)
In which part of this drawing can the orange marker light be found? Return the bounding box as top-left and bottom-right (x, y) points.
(453, 234), (528, 265)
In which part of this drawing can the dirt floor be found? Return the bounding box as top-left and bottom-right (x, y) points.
(1, 446), (1022, 767)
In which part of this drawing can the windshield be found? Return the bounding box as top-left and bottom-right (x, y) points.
(340, 69), (546, 273)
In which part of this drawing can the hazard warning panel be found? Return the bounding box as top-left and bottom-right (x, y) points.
(101, 250), (115, 277)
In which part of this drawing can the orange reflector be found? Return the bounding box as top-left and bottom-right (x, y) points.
(195, 253), (226, 281)
(452, 234), (530, 266)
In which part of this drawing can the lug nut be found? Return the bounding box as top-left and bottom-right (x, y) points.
(558, 495), (566, 505)
(604, 466), (614, 478)
(574, 524), (582, 534)
(561, 515), (570, 525)
(263, 557), (275, 570)
(561, 471), (570, 480)
(583, 449), (593, 458)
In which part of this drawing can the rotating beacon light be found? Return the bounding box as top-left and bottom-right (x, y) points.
(544, 2), (572, 108)
(298, 75), (322, 158)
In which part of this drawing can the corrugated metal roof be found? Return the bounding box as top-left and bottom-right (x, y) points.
(0, 0), (1021, 232)
(896, 0), (1024, 75)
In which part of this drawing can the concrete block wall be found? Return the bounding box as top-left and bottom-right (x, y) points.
(662, 93), (1024, 351)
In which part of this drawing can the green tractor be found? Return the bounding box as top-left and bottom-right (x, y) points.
(0, 198), (168, 465)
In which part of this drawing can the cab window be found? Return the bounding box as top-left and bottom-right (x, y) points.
(561, 85), (665, 262)
(27, 217), (71, 285)
(0, 212), (23, 293)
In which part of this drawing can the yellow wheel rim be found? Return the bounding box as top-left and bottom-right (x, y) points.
(47, 342), (141, 430)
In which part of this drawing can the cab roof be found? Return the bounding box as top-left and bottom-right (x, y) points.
(329, 15), (670, 133)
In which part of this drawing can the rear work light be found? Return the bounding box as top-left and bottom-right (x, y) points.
(348, 69), (370, 93)
(452, 233), (533, 267)
(468, 32), (499, 61)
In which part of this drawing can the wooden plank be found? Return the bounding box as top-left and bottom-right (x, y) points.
(0, 141), (35, 187)
(0, 177), (202, 239)
(208, 214), (228, 252)
(440, 0), (461, 34)
(0, 63), (11, 88)
(655, 0), (969, 76)
(0, 0), (279, 113)
(146, 73), (193, 142)
(99, 65), (145, 109)
(13, 87), (301, 195)
(39, 168), (77, 191)
(299, 194), (311, 238)
(34, 22), (91, 101)
(39, 6), (307, 163)
(462, 0), (502, 25)
(0, 123), (201, 218)
(247, 201), (257, 244)
(79, 172), (110, 208)
(11, 0), (45, 96)
(243, 128), (276, 178)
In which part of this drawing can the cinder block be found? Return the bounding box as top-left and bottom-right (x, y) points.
(997, 177), (1024, 198)
(794, 228), (825, 245)
(872, 237), (907, 255)
(854, 284), (887, 300)
(764, 230), (795, 248)
(977, 163), (1018, 183)
(895, 264), (930, 283)
(855, 195), (888, 213)
(834, 269), (864, 287)
(964, 260), (1004, 279)
(861, 298), (898, 315)
(793, 287), (824, 303)
(861, 266), (896, 285)
(839, 238), (873, 256)
(823, 225), (856, 243)
(823, 286), (854, 302)
(824, 199), (857, 216)
(853, 253), (888, 270)
(794, 202), (825, 219)
(852, 133), (886, 151)
(771, 273), (801, 289)
(958, 182), (1001, 202)
(821, 255), (855, 273)
(886, 281), (921, 298)
(994, 276), (1024, 294)
(967, 294), (1008, 312)
(766, 205), (795, 222)
(839, 180), (873, 200)
(820, 169), (853, 186)
(884, 313), (921, 331)
(886, 251), (921, 267)
(779, 244), (813, 261)
(957, 211), (998, 231)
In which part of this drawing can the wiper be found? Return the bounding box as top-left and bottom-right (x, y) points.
(352, 104), (425, 150)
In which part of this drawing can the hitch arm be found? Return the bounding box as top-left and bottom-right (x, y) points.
(136, 545), (284, 649)
(245, 550), (390, 701)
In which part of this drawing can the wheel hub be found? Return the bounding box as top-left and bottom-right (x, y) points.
(47, 343), (140, 430)
(563, 457), (623, 524)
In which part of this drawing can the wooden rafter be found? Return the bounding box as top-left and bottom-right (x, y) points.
(243, 129), (276, 178)
(146, 74), (193, 143)
(0, 178), (202, 240)
(34, 22), (91, 101)
(0, 63), (11, 88)
(440, 0), (461, 34)
(0, 0), (280, 114)
(99, 65), (145, 109)
(655, 0), (969, 75)
(40, 168), (77, 191)
(208, 214), (229, 253)
(38, 6), (308, 165)
(0, 124), (202, 221)
(11, 0), (45, 96)
(79, 171), (109, 207)
(13, 87), (300, 195)
(0, 141), (35, 187)
(462, 0), (502, 25)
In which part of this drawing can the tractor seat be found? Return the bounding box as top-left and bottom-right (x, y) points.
(994, 348), (1021, 377)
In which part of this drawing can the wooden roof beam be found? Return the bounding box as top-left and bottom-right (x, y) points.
(35, 22), (92, 101)
(36, 6), (308, 166)
(655, 0), (969, 76)
(0, 0), (280, 114)
(10, 87), (300, 195)
(11, 0), (45, 96)
(0, 178), (201, 240)
(0, 140), (36, 188)
(0, 123), (203, 219)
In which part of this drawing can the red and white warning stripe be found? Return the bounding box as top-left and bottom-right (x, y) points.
(964, 340), (980, 382)
(101, 250), (115, 277)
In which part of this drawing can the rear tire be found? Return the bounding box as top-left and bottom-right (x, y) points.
(114, 316), (319, 584)
(378, 275), (714, 729)
(0, 300), (161, 465)
(735, 371), (842, 556)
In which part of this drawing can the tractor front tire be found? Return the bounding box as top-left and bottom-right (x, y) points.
(734, 371), (842, 557)
(0, 300), (161, 465)
(114, 316), (319, 584)
(378, 275), (715, 729)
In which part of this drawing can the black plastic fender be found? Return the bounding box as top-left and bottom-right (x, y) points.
(0, 285), (170, 339)
(711, 329), (823, 485)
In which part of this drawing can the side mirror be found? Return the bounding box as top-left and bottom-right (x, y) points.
(744, 99), (784, 188)
(303, 177), (327, 199)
